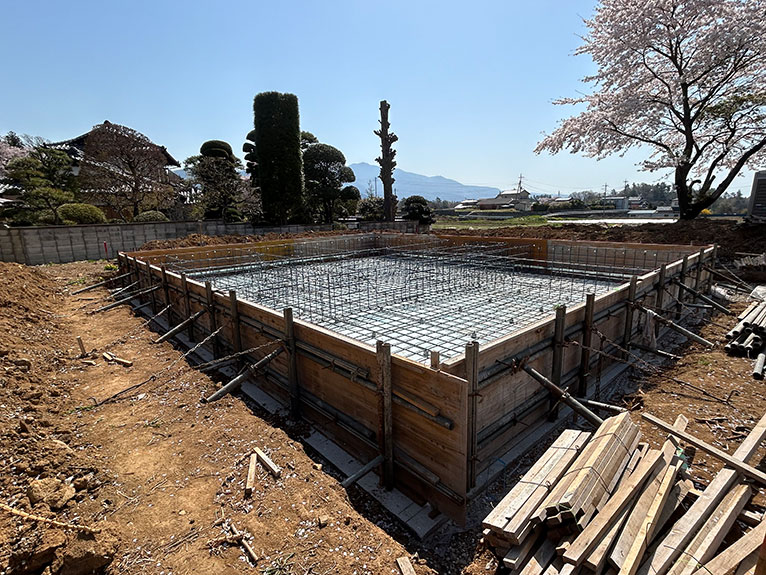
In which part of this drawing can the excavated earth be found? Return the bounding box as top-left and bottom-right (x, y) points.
(1, 221), (765, 574)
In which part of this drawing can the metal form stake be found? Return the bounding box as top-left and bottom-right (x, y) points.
(376, 341), (394, 488)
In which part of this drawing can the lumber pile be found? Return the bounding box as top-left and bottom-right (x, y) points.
(725, 302), (766, 378)
(482, 412), (766, 575)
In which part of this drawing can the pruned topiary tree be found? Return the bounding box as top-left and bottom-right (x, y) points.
(251, 92), (304, 224)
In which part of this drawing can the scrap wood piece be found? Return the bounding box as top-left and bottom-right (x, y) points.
(640, 411), (766, 575)
(245, 453), (257, 497)
(254, 447), (281, 478)
(0, 501), (101, 534)
(562, 448), (664, 566)
(102, 351), (133, 367)
(667, 483), (752, 575)
(228, 523), (258, 564)
(396, 556), (417, 575)
(642, 413), (766, 486)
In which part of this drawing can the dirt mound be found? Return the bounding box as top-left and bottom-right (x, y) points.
(0, 262), (60, 311)
(444, 220), (766, 260)
(140, 229), (365, 251)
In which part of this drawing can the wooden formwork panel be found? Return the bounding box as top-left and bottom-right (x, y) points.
(123, 254), (470, 523)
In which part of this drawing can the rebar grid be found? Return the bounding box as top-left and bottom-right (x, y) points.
(182, 240), (630, 363)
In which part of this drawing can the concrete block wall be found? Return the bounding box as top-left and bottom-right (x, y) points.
(0, 220), (420, 265)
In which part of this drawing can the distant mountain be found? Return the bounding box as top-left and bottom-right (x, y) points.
(348, 163), (500, 202)
(174, 163), (500, 203)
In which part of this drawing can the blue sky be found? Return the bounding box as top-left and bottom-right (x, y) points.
(0, 0), (753, 196)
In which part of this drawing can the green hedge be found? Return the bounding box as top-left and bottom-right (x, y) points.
(58, 203), (107, 224)
(133, 210), (169, 222)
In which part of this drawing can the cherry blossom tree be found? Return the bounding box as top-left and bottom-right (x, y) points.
(0, 138), (28, 180)
(535, 0), (766, 219)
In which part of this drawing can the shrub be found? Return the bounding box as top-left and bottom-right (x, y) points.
(357, 197), (385, 221)
(402, 195), (435, 225)
(133, 210), (169, 222)
(58, 203), (107, 224)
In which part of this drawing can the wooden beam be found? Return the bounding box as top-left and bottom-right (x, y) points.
(676, 255), (689, 318)
(620, 457), (683, 575)
(430, 350), (440, 370)
(563, 448), (664, 566)
(377, 341), (394, 488)
(550, 305), (566, 420)
(667, 484), (751, 575)
(71, 272), (131, 294)
(203, 347), (283, 403)
(623, 276), (638, 357)
(205, 281), (219, 358)
(466, 340), (480, 490)
(181, 273), (193, 341)
(229, 290), (243, 355)
(642, 413), (766, 486)
(639, 410), (766, 575)
(284, 308), (299, 418)
(160, 265), (171, 322)
(577, 294), (595, 397)
(690, 521), (766, 575)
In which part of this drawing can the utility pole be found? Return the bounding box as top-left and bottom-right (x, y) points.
(603, 183), (608, 197)
(375, 100), (398, 222)
(517, 174), (523, 193)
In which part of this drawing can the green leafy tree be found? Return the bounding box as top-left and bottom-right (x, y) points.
(402, 195), (435, 225)
(185, 140), (246, 222)
(5, 147), (77, 224)
(252, 92), (304, 224)
(357, 196), (385, 221)
(300, 131), (318, 150)
(303, 142), (359, 223)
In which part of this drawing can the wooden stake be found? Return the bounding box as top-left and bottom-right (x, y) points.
(229, 290), (242, 355)
(76, 336), (87, 357)
(550, 306), (566, 420)
(181, 273), (193, 341)
(466, 340), (480, 490)
(205, 281), (218, 358)
(284, 308), (299, 418)
(577, 294), (595, 397)
(430, 350), (440, 370)
(623, 276), (638, 357)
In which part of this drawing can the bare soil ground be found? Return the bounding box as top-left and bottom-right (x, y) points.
(1, 222), (765, 574)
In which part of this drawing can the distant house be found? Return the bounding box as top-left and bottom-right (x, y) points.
(475, 188), (533, 211)
(47, 121), (180, 175)
(455, 199), (479, 210)
(602, 196), (629, 209)
(627, 196), (646, 209)
(47, 121), (182, 219)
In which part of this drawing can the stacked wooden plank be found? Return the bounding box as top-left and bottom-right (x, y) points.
(482, 411), (766, 575)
